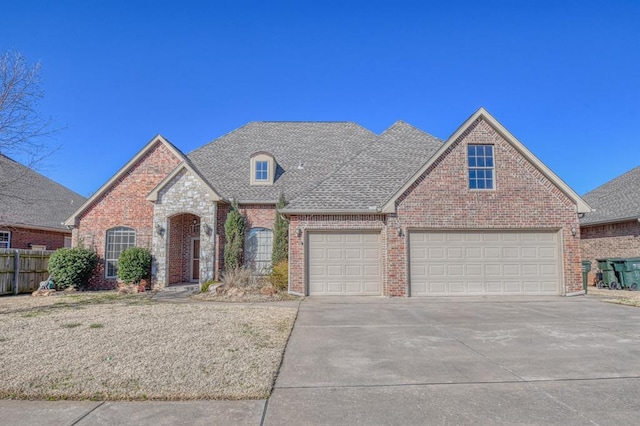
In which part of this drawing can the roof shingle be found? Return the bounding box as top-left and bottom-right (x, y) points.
(0, 154), (86, 230)
(580, 165), (640, 225)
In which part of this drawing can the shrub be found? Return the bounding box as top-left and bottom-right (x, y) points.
(269, 260), (288, 291)
(200, 280), (218, 293)
(48, 247), (99, 290)
(117, 247), (152, 285)
(272, 193), (289, 265)
(221, 267), (257, 289)
(224, 201), (246, 271)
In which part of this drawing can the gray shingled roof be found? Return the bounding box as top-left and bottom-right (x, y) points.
(580, 165), (640, 226)
(283, 121), (443, 211)
(0, 154), (86, 230)
(187, 122), (378, 203)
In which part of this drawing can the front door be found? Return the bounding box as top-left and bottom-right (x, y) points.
(190, 238), (200, 282)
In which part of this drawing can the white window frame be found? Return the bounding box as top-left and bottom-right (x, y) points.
(250, 152), (276, 185)
(0, 231), (10, 249)
(105, 227), (136, 279)
(244, 227), (273, 274)
(64, 236), (72, 248)
(468, 144), (495, 190)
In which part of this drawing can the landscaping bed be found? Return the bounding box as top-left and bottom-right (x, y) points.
(0, 292), (297, 400)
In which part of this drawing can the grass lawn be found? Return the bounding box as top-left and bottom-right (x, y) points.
(588, 286), (640, 307)
(0, 293), (298, 400)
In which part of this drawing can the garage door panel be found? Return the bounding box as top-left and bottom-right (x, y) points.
(308, 232), (381, 296)
(410, 231), (560, 296)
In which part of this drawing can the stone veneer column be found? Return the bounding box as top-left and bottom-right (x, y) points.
(151, 169), (218, 289)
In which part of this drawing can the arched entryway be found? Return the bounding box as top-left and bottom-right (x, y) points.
(167, 213), (201, 285)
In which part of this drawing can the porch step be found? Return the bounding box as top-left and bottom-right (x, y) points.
(163, 283), (200, 293)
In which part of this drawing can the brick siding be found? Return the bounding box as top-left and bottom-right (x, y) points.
(580, 220), (640, 284)
(0, 227), (70, 250)
(73, 142), (182, 289)
(289, 118), (583, 296)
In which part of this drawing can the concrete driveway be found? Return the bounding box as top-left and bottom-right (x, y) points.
(265, 296), (640, 425)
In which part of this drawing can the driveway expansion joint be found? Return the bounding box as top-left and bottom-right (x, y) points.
(70, 400), (104, 425)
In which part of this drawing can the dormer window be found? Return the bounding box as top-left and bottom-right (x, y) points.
(255, 160), (268, 181)
(250, 152), (276, 185)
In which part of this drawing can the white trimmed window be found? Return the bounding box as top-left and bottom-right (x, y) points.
(250, 152), (276, 185)
(64, 236), (72, 248)
(244, 227), (273, 274)
(468, 144), (494, 190)
(105, 227), (136, 278)
(0, 231), (10, 249)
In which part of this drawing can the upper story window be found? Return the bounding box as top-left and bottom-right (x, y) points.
(250, 152), (276, 185)
(468, 145), (494, 190)
(0, 231), (10, 249)
(105, 226), (136, 278)
(255, 160), (269, 181)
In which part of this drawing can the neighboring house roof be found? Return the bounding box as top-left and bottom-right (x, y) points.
(580, 165), (640, 226)
(65, 135), (187, 226)
(187, 122), (378, 203)
(0, 154), (85, 231)
(282, 121), (443, 212)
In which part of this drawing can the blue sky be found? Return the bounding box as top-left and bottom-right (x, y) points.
(1, 0), (638, 197)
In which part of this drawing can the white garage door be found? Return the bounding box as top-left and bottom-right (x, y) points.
(308, 232), (381, 295)
(410, 231), (560, 296)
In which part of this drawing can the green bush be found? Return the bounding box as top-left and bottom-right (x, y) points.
(224, 201), (246, 271)
(201, 279), (218, 293)
(269, 260), (288, 291)
(272, 193), (289, 265)
(117, 247), (152, 285)
(48, 247), (99, 290)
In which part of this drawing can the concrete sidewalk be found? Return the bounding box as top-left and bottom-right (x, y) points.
(3, 295), (640, 425)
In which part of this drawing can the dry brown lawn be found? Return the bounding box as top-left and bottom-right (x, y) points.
(0, 293), (297, 400)
(588, 286), (640, 307)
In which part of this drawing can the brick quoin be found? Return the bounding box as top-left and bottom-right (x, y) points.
(73, 142), (182, 289)
(0, 227), (69, 250)
(289, 118), (583, 296)
(580, 220), (640, 284)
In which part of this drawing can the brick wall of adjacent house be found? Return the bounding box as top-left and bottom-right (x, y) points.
(1, 227), (70, 250)
(72, 142), (182, 289)
(580, 220), (640, 284)
(288, 117), (583, 296)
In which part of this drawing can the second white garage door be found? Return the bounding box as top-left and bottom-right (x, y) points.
(308, 232), (381, 295)
(410, 231), (561, 296)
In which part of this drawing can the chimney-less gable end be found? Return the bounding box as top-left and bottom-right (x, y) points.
(250, 151), (276, 186)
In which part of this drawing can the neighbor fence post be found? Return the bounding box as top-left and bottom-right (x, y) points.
(13, 250), (20, 295)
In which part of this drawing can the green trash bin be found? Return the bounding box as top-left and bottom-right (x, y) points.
(596, 258), (619, 289)
(610, 258), (630, 289)
(581, 260), (591, 294)
(619, 257), (640, 291)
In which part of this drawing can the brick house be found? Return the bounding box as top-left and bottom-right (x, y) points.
(579, 165), (640, 284)
(0, 154), (85, 251)
(65, 108), (591, 295)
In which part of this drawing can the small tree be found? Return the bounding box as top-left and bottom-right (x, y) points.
(117, 247), (152, 285)
(272, 193), (289, 265)
(48, 247), (99, 290)
(224, 201), (246, 270)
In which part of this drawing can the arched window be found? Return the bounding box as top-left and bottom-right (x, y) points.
(244, 227), (273, 274)
(105, 227), (136, 278)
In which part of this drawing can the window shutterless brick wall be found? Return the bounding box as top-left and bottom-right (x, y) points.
(0, 227), (70, 250)
(288, 118), (583, 296)
(73, 142), (182, 290)
(580, 220), (640, 284)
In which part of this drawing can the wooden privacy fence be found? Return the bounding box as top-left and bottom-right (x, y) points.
(0, 248), (53, 295)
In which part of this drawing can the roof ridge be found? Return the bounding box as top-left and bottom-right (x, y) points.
(583, 164), (640, 196)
